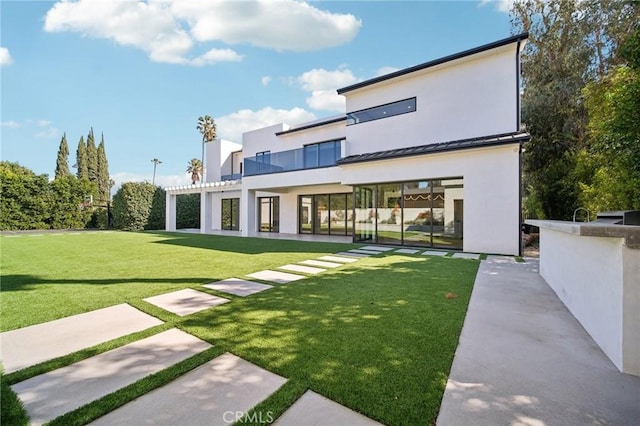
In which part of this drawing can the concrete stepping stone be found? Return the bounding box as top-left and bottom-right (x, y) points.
(452, 252), (481, 260)
(12, 329), (211, 426)
(318, 255), (359, 263)
(335, 251), (370, 258)
(0, 303), (163, 374)
(348, 249), (381, 255)
(203, 278), (273, 297)
(247, 270), (306, 284)
(421, 250), (448, 256)
(300, 259), (342, 269)
(143, 288), (230, 317)
(278, 264), (326, 275)
(395, 248), (420, 254)
(359, 246), (394, 252)
(485, 255), (517, 263)
(274, 390), (382, 426)
(90, 352), (287, 426)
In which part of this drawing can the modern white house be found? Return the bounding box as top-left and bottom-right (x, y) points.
(166, 33), (530, 255)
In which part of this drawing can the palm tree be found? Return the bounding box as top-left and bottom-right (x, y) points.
(196, 115), (217, 183)
(186, 158), (203, 185)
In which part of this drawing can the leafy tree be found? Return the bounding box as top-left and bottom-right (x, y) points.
(112, 182), (157, 231)
(511, 0), (639, 219)
(48, 175), (94, 229)
(186, 158), (203, 184)
(96, 134), (110, 206)
(197, 115), (216, 183)
(146, 186), (166, 230)
(75, 136), (88, 179)
(0, 162), (49, 230)
(86, 128), (98, 184)
(55, 133), (71, 179)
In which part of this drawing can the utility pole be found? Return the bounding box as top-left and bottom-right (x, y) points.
(151, 158), (162, 185)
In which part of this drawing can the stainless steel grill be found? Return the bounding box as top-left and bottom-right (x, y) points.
(594, 210), (640, 226)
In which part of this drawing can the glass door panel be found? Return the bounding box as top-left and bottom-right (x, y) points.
(329, 194), (347, 235)
(314, 195), (329, 234)
(376, 183), (402, 244)
(402, 181), (432, 246)
(299, 196), (312, 233)
(354, 186), (375, 242)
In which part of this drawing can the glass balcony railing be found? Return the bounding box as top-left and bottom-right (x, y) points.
(244, 140), (342, 177)
(220, 173), (242, 181)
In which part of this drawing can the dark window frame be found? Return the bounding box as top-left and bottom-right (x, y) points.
(346, 97), (416, 126)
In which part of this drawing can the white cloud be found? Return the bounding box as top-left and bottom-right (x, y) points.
(296, 67), (358, 112)
(43, 0), (361, 65)
(261, 76), (271, 86)
(0, 47), (13, 66)
(216, 107), (316, 142)
(172, 0), (361, 52)
(479, 0), (513, 13)
(35, 126), (61, 139)
(1, 120), (20, 128)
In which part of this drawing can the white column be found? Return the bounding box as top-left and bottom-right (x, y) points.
(165, 192), (176, 231)
(200, 189), (209, 233)
(240, 188), (255, 236)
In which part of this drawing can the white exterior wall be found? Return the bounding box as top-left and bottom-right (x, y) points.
(341, 144), (521, 255)
(344, 46), (519, 157)
(536, 227), (640, 376)
(205, 139), (242, 182)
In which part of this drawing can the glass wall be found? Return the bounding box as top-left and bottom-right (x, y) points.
(258, 197), (279, 232)
(221, 198), (240, 230)
(353, 179), (463, 249)
(298, 193), (353, 235)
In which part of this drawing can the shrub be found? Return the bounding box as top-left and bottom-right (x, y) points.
(112, 182), (157, 231)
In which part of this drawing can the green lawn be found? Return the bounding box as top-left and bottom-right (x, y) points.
(0, 231), (478, 425)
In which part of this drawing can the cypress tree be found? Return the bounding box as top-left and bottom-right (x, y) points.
(55, 133), (70, 179)
(76, 136), (88, 179)
(97, 133), (110, 206)
(86, 127), (98, 184)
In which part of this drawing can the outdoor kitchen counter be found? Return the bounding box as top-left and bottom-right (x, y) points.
(526, 219), (640, 248)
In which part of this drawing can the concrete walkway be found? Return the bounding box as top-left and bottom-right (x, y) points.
(0, 304), (162, 373)
(437, 258), (640, 426)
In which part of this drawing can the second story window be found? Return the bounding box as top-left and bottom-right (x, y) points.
(304, 140), (342, 169)
(346, 97), (416, 125)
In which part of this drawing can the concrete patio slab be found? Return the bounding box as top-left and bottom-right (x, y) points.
(348, 249), (382, 255)
(394, 248), (420, 254)
(421, 250), (449, 256)
(91, 352), (287, 426)
(335, 251), (369, 258)
(0, 303), (163, 374)
(437, 258), (640, 426)
(485, 255), (517, 263)
(12, 329), (211, 426)
(358, 246), (394, 252)
(247, 270), (306, 284)
(278, 264), (326, 275)
(203, 278), (273, 297)
(143, 288), (230, 316)
(318, 255), (359, 263)
(274, 390), (382, 426)
(451, 252), (480, 260)
(300, 259), (342, 269)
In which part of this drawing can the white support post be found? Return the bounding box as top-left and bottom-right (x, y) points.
(165, 192), (177, 231)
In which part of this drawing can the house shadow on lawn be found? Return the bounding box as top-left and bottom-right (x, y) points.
(0, 275), (218, 292)
(150, 232), (357, 255)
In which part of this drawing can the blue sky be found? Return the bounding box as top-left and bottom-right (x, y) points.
(1, 0), (512, 188)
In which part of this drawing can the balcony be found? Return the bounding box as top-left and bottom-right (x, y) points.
(220, 173), (242, 181)
(244, 140), (342, 177)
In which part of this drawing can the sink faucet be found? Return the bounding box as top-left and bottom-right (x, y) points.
(573, 207), (590, 222)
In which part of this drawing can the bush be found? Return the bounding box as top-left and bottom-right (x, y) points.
(176, 193), (200, 229)
(146, 187), (166, 230)
(112, 182), (157, 231)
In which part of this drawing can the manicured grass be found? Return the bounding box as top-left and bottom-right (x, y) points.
(0, 231), (478, 425)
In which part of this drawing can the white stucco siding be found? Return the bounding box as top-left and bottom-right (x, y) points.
(344, 47), (519, 157)
(242, 124), (287, 157)
(341, 144), (521, 255)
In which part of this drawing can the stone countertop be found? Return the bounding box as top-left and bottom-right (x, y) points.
(526, 219), (640, 249)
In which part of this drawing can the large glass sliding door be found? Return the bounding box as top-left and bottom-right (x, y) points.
(298, 193), (353, 235)
(353, 179), (463, 249)
(258, 197), (279, 232)
(221, 198), (239, 230)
